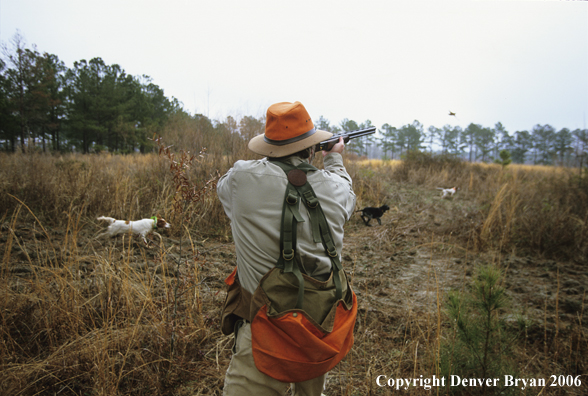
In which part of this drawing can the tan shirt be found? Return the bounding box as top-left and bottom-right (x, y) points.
(217, 153), (356, 295)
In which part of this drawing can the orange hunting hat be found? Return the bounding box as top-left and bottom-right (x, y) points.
(248, 101), (333, 157)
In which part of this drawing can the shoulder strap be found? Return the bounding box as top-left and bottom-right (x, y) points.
(270, 160), (343, 310)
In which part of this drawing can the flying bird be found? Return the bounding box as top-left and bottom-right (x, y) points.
(449, 111), (456, 117)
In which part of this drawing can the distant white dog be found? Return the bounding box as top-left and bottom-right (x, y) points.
(96, 216), (171, 245)
(436, 187), (459, 198)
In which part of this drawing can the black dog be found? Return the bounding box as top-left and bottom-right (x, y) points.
(357, 205), (390, 226)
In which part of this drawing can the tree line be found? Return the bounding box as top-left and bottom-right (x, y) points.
(314, 115), (587, 167)
(2, 32), (586, 168)
(1, 32), (180, 153)
(379, 121), (587, 166)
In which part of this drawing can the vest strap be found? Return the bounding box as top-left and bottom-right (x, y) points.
(270, 160), (343, 307)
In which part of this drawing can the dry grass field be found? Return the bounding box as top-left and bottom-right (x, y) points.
(1, 145), (587, 395)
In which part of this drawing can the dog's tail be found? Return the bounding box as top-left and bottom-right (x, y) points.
(436, 187), (444, 190)
(97, 216), (116, 224)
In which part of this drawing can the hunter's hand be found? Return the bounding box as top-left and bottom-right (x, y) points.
(323, 137), (345, 157)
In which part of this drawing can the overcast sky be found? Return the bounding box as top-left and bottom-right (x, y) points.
(1, 0), (587, 135)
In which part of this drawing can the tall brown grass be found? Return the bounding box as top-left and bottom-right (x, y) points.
(349, 151), (588, 261)
(1, 151), (226, 395)
(1, 138), (587, 395)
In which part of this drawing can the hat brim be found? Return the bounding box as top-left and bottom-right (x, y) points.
(248, 129), (333, 157)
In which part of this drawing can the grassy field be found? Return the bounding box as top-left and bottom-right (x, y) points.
(1, 147), (587, 395)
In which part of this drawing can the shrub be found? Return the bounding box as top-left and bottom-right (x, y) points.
(440, 265), (525, 395)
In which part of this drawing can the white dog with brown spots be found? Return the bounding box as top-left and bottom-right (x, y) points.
(436, 186), (459, 198)
(96, 216), (170, 245)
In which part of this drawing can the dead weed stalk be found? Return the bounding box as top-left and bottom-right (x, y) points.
(151, 134), (219, 357)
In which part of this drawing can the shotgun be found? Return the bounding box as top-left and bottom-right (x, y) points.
(315, 127), (377, 151)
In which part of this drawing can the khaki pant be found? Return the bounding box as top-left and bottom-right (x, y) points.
(223, 321), (327, 396)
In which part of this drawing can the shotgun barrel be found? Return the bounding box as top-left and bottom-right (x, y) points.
(315, 127), (377, 151)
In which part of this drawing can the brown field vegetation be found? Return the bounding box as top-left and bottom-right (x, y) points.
(1, 131), (587, 395)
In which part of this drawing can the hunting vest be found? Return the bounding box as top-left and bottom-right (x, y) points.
(220, 160), (357, 383)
